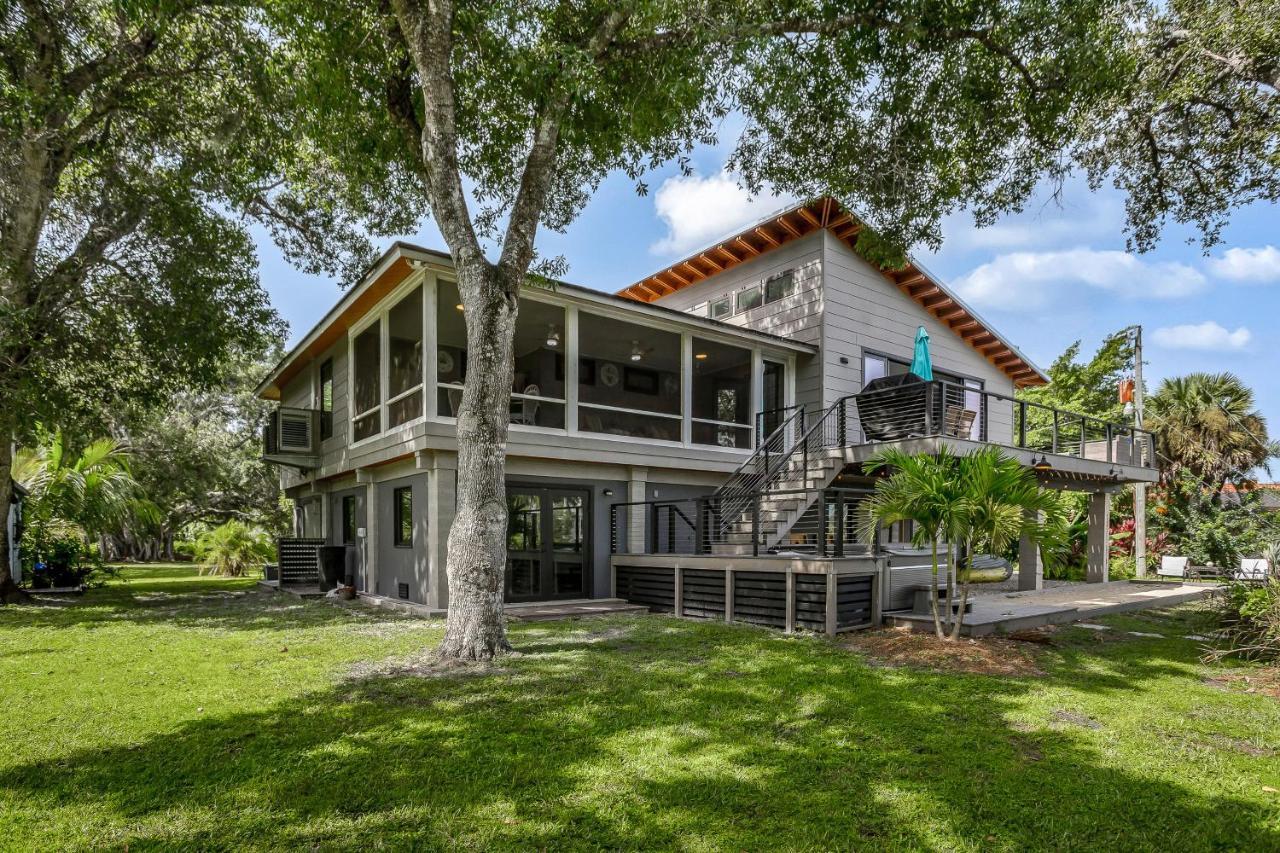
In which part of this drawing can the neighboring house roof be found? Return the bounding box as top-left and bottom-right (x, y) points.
(616, 196), (1048, 389)
(1220, 483), (1280, 510)
(256, 242), (817, 401)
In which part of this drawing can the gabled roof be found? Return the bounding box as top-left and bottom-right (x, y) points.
(616, 197), (1047, 388)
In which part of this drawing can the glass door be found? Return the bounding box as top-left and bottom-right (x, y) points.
(761, 360), (786, 441)
(505, 487), (590, 602)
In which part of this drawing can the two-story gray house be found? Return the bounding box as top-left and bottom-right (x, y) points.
(258, 198), (1156, 633)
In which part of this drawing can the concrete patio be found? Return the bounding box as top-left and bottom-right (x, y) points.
(884, 580), (1221, 637)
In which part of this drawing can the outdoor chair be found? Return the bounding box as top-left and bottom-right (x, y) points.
(1158, 555), (1189, 581)
(1237, 558), (1271, 584)
(513, 384), (540, 426)
(943, 404), (977, 438)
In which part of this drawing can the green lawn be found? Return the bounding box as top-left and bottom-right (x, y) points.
(1, 565), (1277, 850)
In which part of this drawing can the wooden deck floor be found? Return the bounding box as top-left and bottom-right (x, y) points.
(885, 580), (1220, 637)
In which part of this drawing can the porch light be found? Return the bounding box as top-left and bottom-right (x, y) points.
(545, 324), (561, 347)
(630, 340), (643, 362)
(694, 352), (708, 360)
(455, 303), (464, 311)
(1032, 454), (1052, 472)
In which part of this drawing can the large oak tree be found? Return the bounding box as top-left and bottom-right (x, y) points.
(0, 1), (402, 600)
(275, 0), (1136, 659)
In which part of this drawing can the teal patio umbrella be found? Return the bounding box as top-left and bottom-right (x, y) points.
(910, 325), (933, 381)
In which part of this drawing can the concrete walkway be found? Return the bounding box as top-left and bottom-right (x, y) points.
(885, 580), (1220, 637)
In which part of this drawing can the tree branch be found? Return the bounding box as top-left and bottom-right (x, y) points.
(389, 0), (485, 266)
(497, 7), (635, 280)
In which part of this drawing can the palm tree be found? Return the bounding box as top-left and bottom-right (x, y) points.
(1147, 372), (1278, 493)
(949, 448), (1055, 639)
(858, 446), (967, 639)
(13, 428), (157, 546)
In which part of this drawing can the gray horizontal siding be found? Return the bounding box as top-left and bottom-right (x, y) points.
(820, 232), (1015, 444)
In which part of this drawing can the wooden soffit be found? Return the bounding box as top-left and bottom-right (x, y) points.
(616, 197), (1047, 389)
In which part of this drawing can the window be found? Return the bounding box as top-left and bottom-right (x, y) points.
(735, 286), (762, 313)
(318, 359), (334, 440)
(691, 337), (752, 448)
(341, 495), (357, 544)
(764, 271), (794, 304)
(708, 296), (731, 320)
(387, 286), (424, 428)
(393, 486), (413, 547)
(352, 323), (381, 441)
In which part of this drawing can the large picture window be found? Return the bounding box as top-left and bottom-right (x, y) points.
(691, 337), (752, 448)
(387, 286), (424, 428)
(577, 312), (681, 440)
(352, 324), (381, 441)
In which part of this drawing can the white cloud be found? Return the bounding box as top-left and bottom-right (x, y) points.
(951, 247), (1206, 312)
(649, 172), (793, 256)
(1207, 245), (1280, 284)
(940, 194), (1125, 252)
(1152, 321), (1253, 351)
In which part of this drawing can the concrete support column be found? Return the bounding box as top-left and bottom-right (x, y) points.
(426, 453), (458, 609)
(1018, 508), (1044, 591)
(1086, 491), (1111, 584)
(626, 466), (648, 554)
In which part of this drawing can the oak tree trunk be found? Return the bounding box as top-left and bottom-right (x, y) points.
(436, 262), (518, 660)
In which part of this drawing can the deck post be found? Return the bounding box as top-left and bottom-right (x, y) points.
(694, 497), (705, 555)
(1018, 400), (1027, 447)
(724, 569), (734, 622)
(673, 566), (684, 617)
(1051, 410), (1059, 455)
(751, 495), (760, 557)
(924, 382), (934, 435)
(784, 569), (795, 633)
(825, 571), (837, 636)
(1018, 508), (1044, 592)
(833, 491), (845, 558)
(816, 491), (827, 557)
(1086, 491), (1111, 583)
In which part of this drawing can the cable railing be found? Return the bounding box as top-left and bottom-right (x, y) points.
(609, 486), (875, 558)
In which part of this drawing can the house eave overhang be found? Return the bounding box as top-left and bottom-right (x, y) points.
(615, 196), (1049, 389)
(256, 244), (816, 401)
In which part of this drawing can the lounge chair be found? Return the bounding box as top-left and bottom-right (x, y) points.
(1157, 556), (1189, 581)
(943, 404), (977, 439)
(1237, 558), (1270, 583)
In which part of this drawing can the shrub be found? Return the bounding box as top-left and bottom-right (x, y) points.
(20, 524), (115, 589)
(1210, 579), (1280, 662)
(195, 521), (273, 577)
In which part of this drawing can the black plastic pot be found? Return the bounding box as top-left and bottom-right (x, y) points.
(318, 546), (347, 592)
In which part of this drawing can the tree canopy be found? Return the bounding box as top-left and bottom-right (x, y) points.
(1078, 0), (1280, 251)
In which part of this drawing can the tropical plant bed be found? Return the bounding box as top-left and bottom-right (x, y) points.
(1, 564), (1277, 850)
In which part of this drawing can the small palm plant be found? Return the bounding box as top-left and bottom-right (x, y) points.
(949, 448), (1056, 639)
(858, 446), (966, 638)
(195, 521), (273, 577)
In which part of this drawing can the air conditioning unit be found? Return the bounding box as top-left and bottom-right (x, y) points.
(265, 407), (319, 457)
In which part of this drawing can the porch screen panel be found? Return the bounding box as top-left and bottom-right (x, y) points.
(436, 279), (467, 417)
(577, 312), (681, 440)
(352, 324), (381, 441)
(387, 285), (424, 427)
(691, 337), (752, 448)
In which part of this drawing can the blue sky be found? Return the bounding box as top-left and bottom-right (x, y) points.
(256, 148), (1280, 436)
